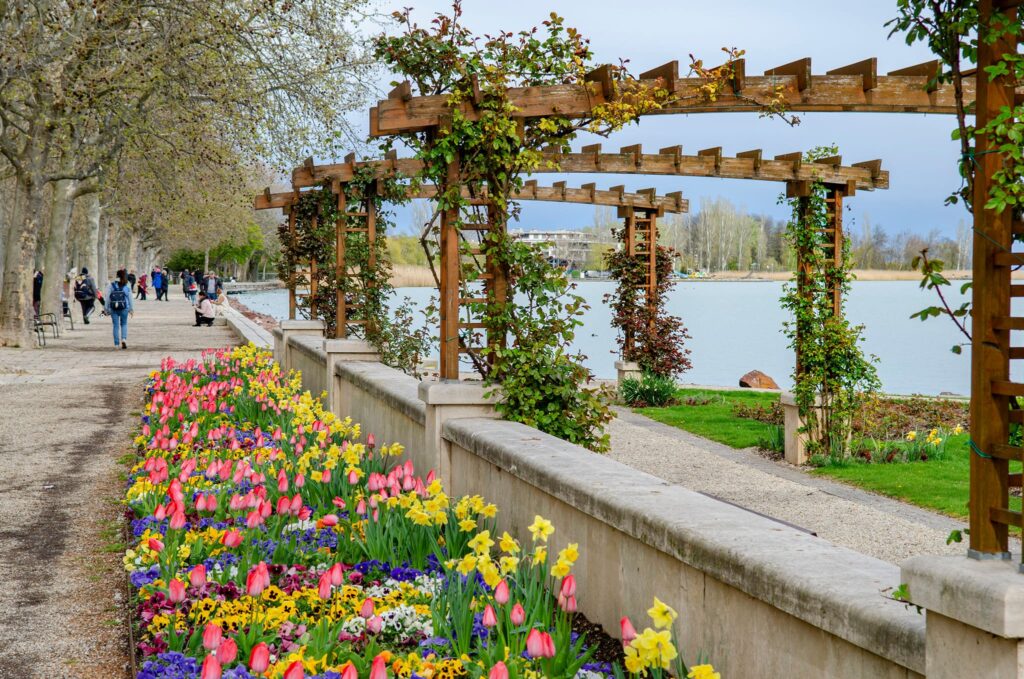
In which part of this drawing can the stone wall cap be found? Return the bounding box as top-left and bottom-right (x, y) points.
(902, 554), (1024, 638)
(780, 391), (797, 406)
(614, 360), (641, 371)
(280, 319), (325, 331)
(323, 338), (379, 354)
(418, 379), (501, 405)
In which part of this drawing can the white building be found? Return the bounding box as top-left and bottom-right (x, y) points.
(509, 229), (611, 270)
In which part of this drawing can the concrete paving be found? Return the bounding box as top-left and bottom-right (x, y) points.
(0, 294), (236, 678)
(607, 407), (967, 564)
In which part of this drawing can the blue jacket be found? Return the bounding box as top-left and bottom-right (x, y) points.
(151, 271), (164, 288)
(104, 281), (134, 313)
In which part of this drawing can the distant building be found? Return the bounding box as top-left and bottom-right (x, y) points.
(510, 229), (612, 270)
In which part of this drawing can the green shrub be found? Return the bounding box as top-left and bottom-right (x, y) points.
(758, 424), (785, 453)
(620, 373), (677, 407)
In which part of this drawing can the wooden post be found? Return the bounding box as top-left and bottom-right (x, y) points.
(486, 200), (508, 364)
(335, 181), (347, 339)
(287, 206), (297, 320)
(644, 209), (658, 336)
(366, 182), (378, 336)
(309, 213), (319, 320)
(826, 186), (844, 316)
(439, 155), (462, 380)
(622, 206), (637, 356)
(793, 192), (813, 379)
(969, 0), (1016, 558)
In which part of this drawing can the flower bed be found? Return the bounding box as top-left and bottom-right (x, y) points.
(124, 345), (717, 679)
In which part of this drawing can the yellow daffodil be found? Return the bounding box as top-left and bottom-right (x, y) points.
(687, 664), (721, 679)
(499, 531), (520, 554)
(648, 597), (678, 629)
(528, 515), (554, 542)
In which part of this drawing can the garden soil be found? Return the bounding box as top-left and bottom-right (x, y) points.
(0, 296), (236, 679)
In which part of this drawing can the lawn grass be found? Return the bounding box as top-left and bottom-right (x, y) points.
(634, 387), (1014, 520)
(636, 388), (780, 449)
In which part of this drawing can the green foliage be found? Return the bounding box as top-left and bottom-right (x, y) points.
(638, 388), (781, 450)
(373, 297), (438, 378)
(619, 373), (678, 408)
(605, 243), (691, 378)
(166, 250), (205, 273)
(781, 150), (879, 459)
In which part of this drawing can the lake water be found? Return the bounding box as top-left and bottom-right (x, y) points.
(236, 280), (995, 396)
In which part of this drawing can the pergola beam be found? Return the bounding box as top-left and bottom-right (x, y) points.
(291, 148), (888, 191)
(369, 57), (1020, 134)
(256, 182), (689, 214)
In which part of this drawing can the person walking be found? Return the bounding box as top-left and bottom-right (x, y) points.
(32, 270), (43, 317)
(182, 270), (198, 304)
(105, 268), (134, 349)
(160, 268), (170, 301)
(151, 266), (165, 301)
(127, 269), (137, 292)
(73, 268), (98, 324)
(136, 273), (148, 300)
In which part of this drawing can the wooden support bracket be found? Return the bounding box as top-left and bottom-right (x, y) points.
(765, 57), (812, 91)
(640, 60), (679, 93)
(889, 60), (941, 92)
(666, 191), (684, 212)
(620, 144), (643, 168)
(817, 155), (843, 170)
(730, 58), (746, 93)
(553, 180), (567, 199)
(853, 159), (883, 181)
(659, 145), (683, 170)
(698, 146), (723, 173)
(776, 152), (803, 173)
(585, 64), (615, 100)
(610, 185), (626, 204)
(581, 182), (597, 201)
(786, 181), (812, 198)
(827, 58), (878, 91)
(582, 143), (603, 170)
(737, 149), (763, 174)
(389, 81), (412, 102)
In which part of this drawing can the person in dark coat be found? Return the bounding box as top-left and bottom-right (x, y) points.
(73, 268), (98, 323)
(32, 270), (43, 316)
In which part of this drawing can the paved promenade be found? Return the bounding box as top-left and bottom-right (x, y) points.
(0, 295), (236, 679)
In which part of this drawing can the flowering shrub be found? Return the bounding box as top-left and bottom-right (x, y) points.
(124, 345), (714, 678)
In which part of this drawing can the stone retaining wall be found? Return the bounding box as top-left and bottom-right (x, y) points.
(261, 327), (926, 679)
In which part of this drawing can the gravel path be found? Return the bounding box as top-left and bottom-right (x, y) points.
(607, 408), (966, 564)
(0, 295), (236, 679)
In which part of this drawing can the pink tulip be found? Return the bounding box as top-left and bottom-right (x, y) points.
(206, 495), (218, 512)
(561, 595), (577, 613)
(289, 493), (303, 514)
(318, 572), (332, 600)
(200, 655), (222, 679)
(283, 660), (304, 679)
(148, 537), (164, 552)
(526, 629), (555, 658)
(366, 615), (383, 634)
(510, 602), (526, 626)
(168, 579), (186, 603)
(321, 468), (332, 484)
(348, 470), (359, 485)
(332, 496), (346, 509)
(196, 495), (209, 512)
(153, 504), (167, 520)
(482, 604), (498, 628)
(202, 623), (222, 650)
(340, 664), (358, 679)
(369, 655), (387, 679)
(494, 580), (509, 605)
(489, 662), (509, 679)
(330, 562), (344, 586)
(356, 499), (367, 515)
(246, 511), (263, 529)
(321, 514), (338, 527)
(620, 616), (637, 647)
(560, 574), (576, 598)
(277, 469), (289, 493)
(294, 473), (305, 488)
(221, 530), (242, 548)
(246, 565), (267, 597)
(367, 433), (375, 448)
(190, 565), (207, 588)
(169, 511), (186, 530)
(216, 637), (237, 665)
(359, 598), (375, 618)
(248, 643), (270, 673)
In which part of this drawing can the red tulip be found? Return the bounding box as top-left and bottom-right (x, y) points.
(620, 616), (637, 647)
(482, 604), (498, 628)
(283, 660), (304, 679)
(200, 655), (222, 679)
(168, 579), (186, 603)
(216, 637), (238, 665)
(489, 662), (509, 679)
(248, 642), (270, 673)
(332, 496), (346, 509)
(369, 655), (387, 679)
(359, 597), (375, 618)
(148, 537), (164, 553)
(494, 580), (509, 605)
(221, 530), (242, 548)
(202, 623), (222, 650)
(560, 574), (576, 598)
(510, 602), (525, 626)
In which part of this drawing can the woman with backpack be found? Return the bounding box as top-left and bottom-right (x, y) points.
(105, 269), (134, 349)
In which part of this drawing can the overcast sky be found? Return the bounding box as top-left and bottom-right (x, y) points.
(358, 0), (966, 237)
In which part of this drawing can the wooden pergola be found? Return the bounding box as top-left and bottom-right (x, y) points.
(363, 12), (1023, 561)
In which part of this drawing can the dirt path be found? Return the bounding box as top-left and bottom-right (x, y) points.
(0, 295), (236, 679)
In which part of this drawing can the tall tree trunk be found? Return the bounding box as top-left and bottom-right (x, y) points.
(96, 207), (109, 287)
(40, 179), (78, 322)
(83, 192), (100, 278)
(0, 176), (47, 346)
(203, 247), (210, 273)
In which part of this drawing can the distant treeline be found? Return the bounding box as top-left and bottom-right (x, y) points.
(387, 198), (973, 273)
